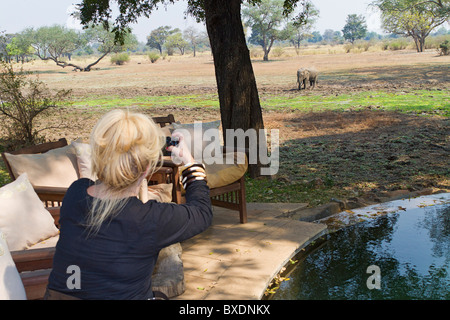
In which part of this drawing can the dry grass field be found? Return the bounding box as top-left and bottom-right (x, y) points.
(2, 46), (449, 206)
(21, 47), (449, 97)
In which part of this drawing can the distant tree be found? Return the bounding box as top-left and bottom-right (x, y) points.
(342, 14), (368, 43)
(84, 24), (138, 61)
(6, 34), (34, 63)
(373, 0), (449, 52)
(322, 29), (334, 42)
(26, 24), (136, 71)
(308, 31), (323, 43)
(365, 31), (383, 40)
(165, 31), (188, 55)
(146, 26), (178, 54)
(0, 31), (8, 62)
(243, 0), (293, 61)
(183, 26), (202, 57)
(24, 25), (83, 65)
(285, 2), (320, 51)
(322, 29), (343, 44)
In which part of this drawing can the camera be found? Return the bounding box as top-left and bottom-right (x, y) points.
(166, 136), (179, 147)
(164, 136), (179, 156)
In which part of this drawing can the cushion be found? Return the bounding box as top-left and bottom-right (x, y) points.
(148, 183), (173, 203)
(0, 173), (59, 251)
(3, 144), (79, 188)
(139, 179), (173, 203)
(70, 141), (97, 181)
(172, 120), (221, 161)
(179, 152), (248, 192)
(27, 234), (59, 250)
(204, 152), (248, 188)
(0, 229), (27, 300)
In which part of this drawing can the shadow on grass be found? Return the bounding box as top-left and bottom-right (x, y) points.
(246, 110), (449, 206)
(321, 63), (450, 85)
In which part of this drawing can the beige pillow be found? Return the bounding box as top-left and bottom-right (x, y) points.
(139, 179), (173, 204)
(27, 234), (59, 250)
(204, 152), (248, 188)
(4, 144), (79, 188)
(0, 229), (27, 300)
(0, 173), (59, 251)
(148, 183), (173, 203)
(70, 141), (97, 181)
(179, 152), (248, 192)
(172, 120), (221, 161)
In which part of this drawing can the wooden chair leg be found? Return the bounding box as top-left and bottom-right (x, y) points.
(238, 176), (248, 224)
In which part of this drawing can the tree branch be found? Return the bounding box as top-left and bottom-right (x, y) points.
(84, 50), (110, 71)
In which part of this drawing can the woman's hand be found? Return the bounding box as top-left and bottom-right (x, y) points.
(166, 132), (195, 165)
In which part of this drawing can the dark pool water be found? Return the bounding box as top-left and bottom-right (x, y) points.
(271, 194), (450, 300)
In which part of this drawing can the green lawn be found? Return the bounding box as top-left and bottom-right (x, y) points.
(261, 89), (449, 115)
(72, 94), (221, 110)
(72, 89), (449, 116)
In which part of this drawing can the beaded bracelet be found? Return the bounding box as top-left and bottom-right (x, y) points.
(182, 163), (206, 173)
(182, 166), (206, 176)
(181, 162), (207, 189)
(181, 171), (206, 184)
(183, 176), (207, 189)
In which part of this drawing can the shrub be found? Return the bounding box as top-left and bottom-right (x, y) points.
(0, 62), (71, 149)
(148, 52), (160, 63)
(387, 38), (410, 51)
(344, 43), (353, 53)
(438, 40), (449, 55)
(110, 53), (130, 65)
(271, 47), (285, 57)
(250, 48), (263, 58)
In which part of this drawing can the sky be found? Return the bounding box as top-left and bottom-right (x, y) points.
(0, 0), (384, 42)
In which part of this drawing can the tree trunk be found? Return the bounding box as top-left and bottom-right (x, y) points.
(412, 35), (424, 52)
(204, 0), (265, 178)
(419, 37), (425, 52)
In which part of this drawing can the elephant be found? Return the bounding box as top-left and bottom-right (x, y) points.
(307, 68), (318, 89)
(297, 68), (310, 90)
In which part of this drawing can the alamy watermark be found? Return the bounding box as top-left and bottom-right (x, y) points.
(66, 265), (81, 290)
(366, 265), (381, 290)
(171, 122), (280, 175)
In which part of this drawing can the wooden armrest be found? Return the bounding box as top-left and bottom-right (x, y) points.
(34, 186), (67, 205)
(33, 186), (68, 195)
(154, 166), (173, 174)
(11, 247), (56, 273)
(158, 157), (182, 168)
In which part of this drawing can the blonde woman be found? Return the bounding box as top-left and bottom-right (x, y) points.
(46, 110), (212, 300)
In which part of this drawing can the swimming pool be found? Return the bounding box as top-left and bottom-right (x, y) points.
(269, 193), (450, 300)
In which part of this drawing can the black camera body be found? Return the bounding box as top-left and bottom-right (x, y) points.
(166, 136), (179, 147)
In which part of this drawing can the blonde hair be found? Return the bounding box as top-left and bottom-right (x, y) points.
(87, 109), (164, 232)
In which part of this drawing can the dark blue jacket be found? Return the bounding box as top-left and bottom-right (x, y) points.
(47, 178), (212, 299)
